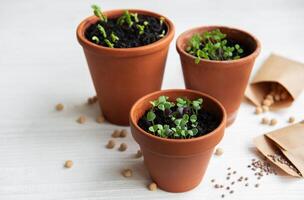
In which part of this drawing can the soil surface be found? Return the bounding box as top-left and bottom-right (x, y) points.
(85, 14), (167, 48)
(138, 106), (220, 139)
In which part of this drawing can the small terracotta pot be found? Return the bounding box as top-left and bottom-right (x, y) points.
(176, 26), (260, 126)
(130, 89), (226, 192)
(77, 10), (175, 125)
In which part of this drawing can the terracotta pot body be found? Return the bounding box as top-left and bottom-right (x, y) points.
(176, 26), (260, 126)
(130, 89), (226, 192)
(77, 10), (175, 125)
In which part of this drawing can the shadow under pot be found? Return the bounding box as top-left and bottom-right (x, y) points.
(77, 9), (175, 125)
(130, 89), (226, 192)
(176, 26), (260, 126)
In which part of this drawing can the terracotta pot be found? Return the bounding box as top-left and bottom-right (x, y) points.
(77, 10), (175, 125)
(130, 89), (226, 192)
(176, 26), (260, 126)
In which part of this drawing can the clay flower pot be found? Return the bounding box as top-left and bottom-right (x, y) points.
(77, 10), (175, 125)
(176, 26), (260, 126)
(130, 89), (226, 192)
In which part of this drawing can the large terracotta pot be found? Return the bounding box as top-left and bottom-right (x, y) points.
(176, 26), (260, 126)
(130, 89), (226, 192)
(77, 10), (175, 125)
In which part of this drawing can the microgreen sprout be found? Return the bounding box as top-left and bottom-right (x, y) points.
(97, 24), (107, 38)
(136, 24), (145, 35)
(92, 36), (99, 43)
(186, 29), (244, 63)
(159, 16), (165, 25)
(104, 39), (114, 48)
(143, 21), (149, 26)
(159, 30), (166, 38)
(91, 4), (107, 22)
(117, 10), (134, 27)
(111, 32), (119, 42)
(130, 13), (139, 23)
(144, 96), (205, 139)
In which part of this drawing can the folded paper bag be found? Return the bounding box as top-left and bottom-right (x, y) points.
(246, 54), (304, 109)
(254, 121), (304, 177)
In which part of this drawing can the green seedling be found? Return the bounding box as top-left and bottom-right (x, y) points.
(159, 30), (166, 38)
(97, 24), (107, 38)
(92, 36), (99, 43)
(117, 10), (134, 27)
(91, 4), (107, 22)
(111, 32), (119, 42)
(104, 39), (114, 48)
(186, 29), (244, 63)
(136, 24), (145, 35)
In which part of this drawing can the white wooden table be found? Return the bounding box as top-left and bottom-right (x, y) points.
(0, 0), (303, 199)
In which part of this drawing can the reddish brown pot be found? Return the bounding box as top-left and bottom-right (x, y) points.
(77, 10), (175, 125)
(176, 26), (260, 126)
(130, 89), (226, 192)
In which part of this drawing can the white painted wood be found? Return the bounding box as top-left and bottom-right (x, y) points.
(0, 0), (303, 199)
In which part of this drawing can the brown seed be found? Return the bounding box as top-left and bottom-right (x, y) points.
(255, 183), (259, 188)
(122, 169), (132, 177)
(226, 186), (230, 190)
(148, 182), (157, 191)
(221, 194), (225, 198)
(261, 117), (270, 124)
(226, 177), (230, 180)
(227, 173), (231, 176)
(96, 115), (105, 124)
(64, 160), (73, 168)
(120, 129), (128, 138)
(270, 119), (277, 126)
(106, 140), (115, 149)
(220, 185), (224, 188)
(76, 116), (86, 124)
(244, 177), (248, 181)
(55, 103), (64, 111)
(288, 117), (295, 123)
(255, 106), (263, 115)
(245, 183), (249, 187)
(262, 105), (269, 112)
(136, 149), (142, 158)
(214, 184), (220, 189)
(111, 130), (121, 138)
(119, 143), (128, 151)
(230, 190), (234, 194)
(233, 171), (237, 174)
(211, 179), (215, 183)
(231, 181), (235, 185)
(227, 167), (231, 170)
(262, 99), (273, 106)
(215, 147), (224, 156)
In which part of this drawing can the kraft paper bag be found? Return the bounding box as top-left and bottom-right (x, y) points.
(246, 54), (304, 109)
(254, 121), (304, 177)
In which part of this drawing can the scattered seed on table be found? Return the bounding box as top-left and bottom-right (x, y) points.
(214, 184), (220, 189)
(55, 103), (64, 111)
(122, 169), (132, 177)
(148, 182), (157, 191)
(76, 116), (86, 124)
(255, 106), (263, 115)
(231, 181), (235, 185)
(106, 140), (115, 149)
(230, 190), (234, 194)
(220, 185), (224, 188)
(227, 167), (231, 170)
(226, 186), (230, 190)
(64, 160), (73, 168)
(136, 149), (142, 158)
(244, 177), (248, 181)
(211, 179), (215, 183)
(261, 117), (270, 124)
(245, 183), (249, 187)
(227, 173), (231, 176)
(120, 129), (128, 137)
(226, 177), (230, 180)
(215, 147), (224, 156)
(288, 117), (295, 123)
(255, 183), (259, 188)
(111, 130), (120, 138)
(119, 143), (128, 151)
(270, 119), (277, 126)
(233, 171), (237, 174)
(221, 194), (225, 198)
(96, 115), (105, 124)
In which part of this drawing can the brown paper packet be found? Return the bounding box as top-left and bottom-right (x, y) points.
(254, 121), (304, 177)
(246, 54), (304, 109)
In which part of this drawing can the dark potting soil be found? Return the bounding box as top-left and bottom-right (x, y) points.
(85, 14), (167, 48)
(138, 106), (220, 139)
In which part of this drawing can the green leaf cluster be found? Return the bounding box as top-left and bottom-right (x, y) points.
(186, 29), (244, 63)
(146, 96), (203, 139)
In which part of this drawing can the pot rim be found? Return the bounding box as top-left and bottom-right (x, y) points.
(129, 89), (227, 144)
(176, 25), (261, 65)
(77, 9), (175, 56)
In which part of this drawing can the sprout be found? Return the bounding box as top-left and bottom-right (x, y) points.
(136, 24), (145, 35)
(159, 30), (166, 38)
(104, 39), (114, 48)
(110, 32), (119, 42)
(97, 24), (107, 38)
(117, 10), (134, 27)
(91, 4), (107, 22)
(92, 36), (99, 43)
(159, 16), (165, 25)
(143, 21), (149, 26)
